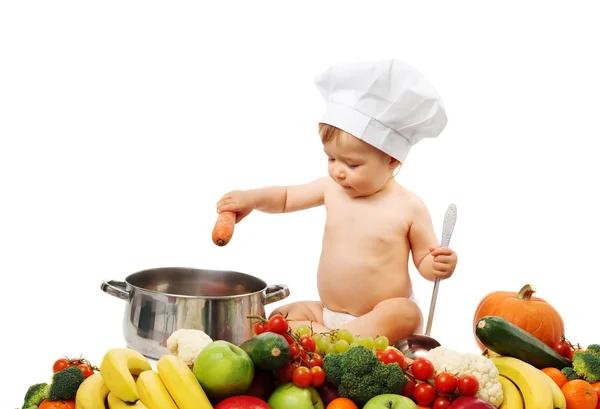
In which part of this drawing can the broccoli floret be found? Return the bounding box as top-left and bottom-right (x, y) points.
(48, 366), (85, 401)
(561, 366), (579, 381)
(586, 344), (600, 357)
(321, 346), (408, 407)
(22, 382), (50, 409)
(572, 351), (600, 383)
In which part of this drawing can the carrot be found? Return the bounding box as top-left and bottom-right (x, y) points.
(212, 211), (236, 246)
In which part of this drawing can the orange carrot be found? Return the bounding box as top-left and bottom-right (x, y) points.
(212, 211), (236, 246)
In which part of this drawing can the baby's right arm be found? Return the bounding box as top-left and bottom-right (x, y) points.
(216, 177), (328, 222)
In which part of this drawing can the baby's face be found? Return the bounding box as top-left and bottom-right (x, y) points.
(323, 132), (397, 197)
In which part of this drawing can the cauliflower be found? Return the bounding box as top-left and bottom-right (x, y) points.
(167, 329), (214, 367)
(425, 346), (503, 408)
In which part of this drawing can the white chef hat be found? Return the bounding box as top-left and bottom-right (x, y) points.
(315, 59), (447, 163)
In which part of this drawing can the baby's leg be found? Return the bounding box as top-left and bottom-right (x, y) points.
(269, 301), (331, 334)
(338, 297), (423, 345)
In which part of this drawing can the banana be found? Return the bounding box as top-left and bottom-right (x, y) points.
(100, 347), (152, 403)
(75, 372), (110, 409)
(136, 370), (179, 409)
(498, 375), (524, 409)
(157, 354), (214, 409)
(539, 371), (567, 409)
(107, 392), (148, 408)
(492, 356), (553, 409)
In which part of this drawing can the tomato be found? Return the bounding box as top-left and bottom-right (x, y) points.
(254, 321), (268, 335)
(310, 366), (326, 387)
(39, 399), (76, 409)
(411, 357), (435, 381)
(414, 383), (437, 406)
(402, 378), (415, 399)
(433, 396), (453, 409)
(268, 315), (289, 334)
(381, 349), (407, 370)
(300, 335), (316, 353)
(53, 358), (72, 373)
(77, 363), (95, 379)
(293, 366), (313, 388)
(435, 372), (458, 395)
(376, 350), (385, 361)
(457, 374), (479, 396)
(308, 353), (323, 368)
(553, 340), (572, 357)
(275, 362), (297, 383)
(289, 343), (301, 360)
(283, 333), (295, 345)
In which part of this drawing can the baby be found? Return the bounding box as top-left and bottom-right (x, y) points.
(216, 59), (457, 344)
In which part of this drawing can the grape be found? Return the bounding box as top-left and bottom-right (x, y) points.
(374, 336), (389, 351)
(337, 329), (354, 344)
(358, 336), (374, 350)
(350, 342), (359, 348)
(312, 333), (322, 343)
(335, 339), (350, 353)
(325, 343), (336, 355)
(296, 325), (311, 337)
(315, 338), (329, 354)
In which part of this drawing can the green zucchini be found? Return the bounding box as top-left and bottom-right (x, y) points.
(475, 315), (572, 369)
(240, 331), (290, 370)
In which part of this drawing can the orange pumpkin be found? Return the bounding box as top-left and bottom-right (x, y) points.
(473, 284), (565, 351)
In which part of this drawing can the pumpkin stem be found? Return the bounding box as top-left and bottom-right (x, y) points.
(516, 284), (537, 300)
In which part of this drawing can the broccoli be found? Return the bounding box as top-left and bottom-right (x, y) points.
(572, 351), (600, 383)
(22, 382), (50, 409)
(561, 366), (580, 381)
(586, 344), (600, 357)
(321, 345), (408, 407)
(48, 366), (85, 401)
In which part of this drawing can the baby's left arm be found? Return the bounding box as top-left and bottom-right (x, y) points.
(408, 198), (458, 281)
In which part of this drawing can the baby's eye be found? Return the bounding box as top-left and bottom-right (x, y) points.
(347, 163), (358, 169)
(327, 157), (335, 162)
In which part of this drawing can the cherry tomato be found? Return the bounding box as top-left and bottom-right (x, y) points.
(283, 333), (295, 345)
(553, 340), (572, 357)
(308, 353), (323, 368)
(402, 378), (415, 399)
(411, 357), (435, 381)
(53, 358), (72, 373)
(289, 343), (301, 360)
(293, 366), (313, 388)
(275, 362), (297, 383)
(376, 350), (385, 361)
(414, 383), (437, 406)
(381, 349), (407, 370)
(254, 321), (268, 335)
(299, 351), (310, 364)
(268, 315), (289, 334)
(310, 366), (326, 387)
(457, 374), (479, 396)
(435, 372), (458, 395)
(77, 363), (95, 379)
(433, 396), (453, 409)
(300, 335), (316, 353)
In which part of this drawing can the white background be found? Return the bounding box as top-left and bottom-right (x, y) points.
(2, 1), (599, 406)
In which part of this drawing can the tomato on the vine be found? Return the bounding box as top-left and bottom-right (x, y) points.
(411, 357), (435, 381)
(413, 382), (437, 406)
(435, 372), (458, 395)
(292, 366), (312, 388)
(268, 315), (289, 334)
(53, 358), (72, 373)
(402, 378), (415, 399)
(381, 349), (407, 370)
(282, 333), (295, 345)
(289, 343), (301, 360)
(309, 366), (325, 387)
(275, 362), (297, 383)
(307, 353), (323, 368)
(553, 339), (572, 357)
(77, 363), (95, 379)
(300, 334), (316, 353)
(433, 396), (453, 409)
(457, 374), (479, 396)
(254, 321), (268, 335)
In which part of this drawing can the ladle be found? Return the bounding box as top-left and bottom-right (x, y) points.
(393, 203), (457, 360)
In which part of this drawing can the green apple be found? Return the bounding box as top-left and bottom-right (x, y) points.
(363, 394), (418, 409)
(193, 340), (255, 401)
(267, 383), (324, 409)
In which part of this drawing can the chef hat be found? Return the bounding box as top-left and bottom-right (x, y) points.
(315, 59), (447, 163)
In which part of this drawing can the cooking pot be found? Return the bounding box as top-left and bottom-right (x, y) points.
(101, 267), (290, 359)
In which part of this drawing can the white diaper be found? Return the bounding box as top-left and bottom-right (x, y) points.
(322, 292), (417, 330)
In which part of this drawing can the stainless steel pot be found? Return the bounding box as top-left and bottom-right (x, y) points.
(101, 267), (290, 359)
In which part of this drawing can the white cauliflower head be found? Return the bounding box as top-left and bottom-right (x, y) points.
(166, 328), (214, 367)
(425, 346), (504, 408)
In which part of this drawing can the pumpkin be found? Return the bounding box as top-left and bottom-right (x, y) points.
(473, 284), (565, 351)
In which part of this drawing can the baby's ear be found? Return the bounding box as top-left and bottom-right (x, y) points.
(389, 156), (402, 170)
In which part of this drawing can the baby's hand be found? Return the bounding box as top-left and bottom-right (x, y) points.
(216, 190), (255, 223)
(428, 246), (458, 279)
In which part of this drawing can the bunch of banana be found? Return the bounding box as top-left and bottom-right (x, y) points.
(492, 356), (566, 409)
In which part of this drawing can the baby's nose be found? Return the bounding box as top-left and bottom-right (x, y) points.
(336, 168), (346, 179)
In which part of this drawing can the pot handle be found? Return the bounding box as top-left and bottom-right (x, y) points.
(264, 284), (290, 305)
(100, 280), (130, 301)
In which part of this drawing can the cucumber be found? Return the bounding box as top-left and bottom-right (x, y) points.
(240, 331), (290, 370)
(475, 315), (572, 369)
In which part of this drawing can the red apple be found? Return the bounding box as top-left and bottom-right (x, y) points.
(214, 395), (272, 409)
